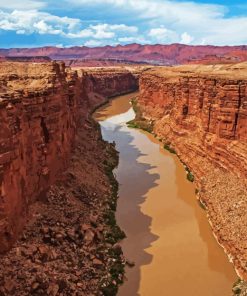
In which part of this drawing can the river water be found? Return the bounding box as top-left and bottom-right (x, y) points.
(94, 92), (237, 296)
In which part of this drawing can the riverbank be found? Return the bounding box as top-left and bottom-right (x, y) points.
(134, 64), (247, 295)
(130, 97), (247, 295)
(0, 62), (142, 296)
(0, 62), (140, 295)
(0, 115), (127, 295)
(95, 92), (237, 296)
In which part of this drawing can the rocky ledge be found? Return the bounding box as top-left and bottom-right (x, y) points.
(137, 62), (247, 292)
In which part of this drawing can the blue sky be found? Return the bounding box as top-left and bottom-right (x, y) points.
(0, 0), (246, 48)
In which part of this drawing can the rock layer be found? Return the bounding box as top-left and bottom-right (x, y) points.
(138, 63), (247, 280)
(0, 62), (138, 252)
(1, 44), (247, 65)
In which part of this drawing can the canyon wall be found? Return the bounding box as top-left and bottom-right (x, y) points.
(138, 62), (247, 279)
(82, 67), (139, 98)
(0, 62), (138, 252)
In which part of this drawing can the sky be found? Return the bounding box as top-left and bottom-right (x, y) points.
(0, 0), (246, 48)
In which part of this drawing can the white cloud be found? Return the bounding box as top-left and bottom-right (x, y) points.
(84, 39), (103, 47)
(0, 0), (45, 10)
(91, 24), (115, 39)
(0, 0), (247, 46)
(0, 10), (138, 43)
(148, 27), (178, 43)
(66, 0), (247, 45)
(67, 29), (94, 38)
(33, 20), (62, 35)
(108, 24), (138, 33)
(180, 32), (194, 44)
(65, 23), (138, 39)
(0, 10), (80, 35)
(118, 37), (135, 43)
(68, 0), (225, 22)
(118, 36), (149, 44)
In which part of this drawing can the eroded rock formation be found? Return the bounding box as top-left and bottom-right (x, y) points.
(138, 62), (247, 281)
(0, 62), (138, 252)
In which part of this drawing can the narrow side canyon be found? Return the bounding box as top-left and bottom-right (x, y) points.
(137, 63), (247, 283)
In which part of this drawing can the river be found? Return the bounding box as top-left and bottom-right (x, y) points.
(94, 92), (237, 296)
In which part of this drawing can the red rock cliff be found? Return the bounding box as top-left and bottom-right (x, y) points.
(0, 62), (138, 252)
(138, 63), (247, 279)
(82, 67), (139, 98)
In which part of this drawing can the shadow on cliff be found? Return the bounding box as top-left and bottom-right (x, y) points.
(100, 124), (160, 296)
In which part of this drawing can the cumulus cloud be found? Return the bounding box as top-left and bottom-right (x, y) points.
(66, 23), (138, 39)
(66, 0), (247, 45)
(90, 24), (115, 39)
(118, 36), (149, 44)
(148, 27), (178, 43)
(84, 39), (103, 47)
(180, 32), (194, 44)
(0, 10), (80, 35)
(0, 0), (45, 10)
(0, 0), (247, 46)
(0, 9), (138, 44)
(67, 29), (94, 39)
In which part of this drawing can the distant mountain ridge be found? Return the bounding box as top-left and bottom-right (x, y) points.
(1, 43), (247, 65)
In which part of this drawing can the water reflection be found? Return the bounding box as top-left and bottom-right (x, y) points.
(100, 118), (159, 295)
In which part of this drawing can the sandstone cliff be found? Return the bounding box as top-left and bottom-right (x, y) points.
(0, 62), (138, 252)
(138, 63), (247, 280)
(82, 67), (139, 98)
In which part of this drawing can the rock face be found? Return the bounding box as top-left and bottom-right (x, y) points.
(1, 44), (247, 65)
(0, 62), (138, 252)
(138, 63), (247, 280)
(82, 67), (139, 98)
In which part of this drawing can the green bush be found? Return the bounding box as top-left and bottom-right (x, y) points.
(185, 166), (194, 182)
(187, 171), (194, 182)
(164, 144), (176, 154)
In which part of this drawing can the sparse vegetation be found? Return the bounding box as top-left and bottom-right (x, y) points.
(232, 279), (244, 295)
(126, 120), (139, 129)
(100, 143), (127, 296)
(130, 98), (139, 113)
(127, 119), (153, 133)
(198, 199), (207, 210)
(164, 143), (176, 154)
(185, 166), (195, 182)
(127, 99), (153, 133)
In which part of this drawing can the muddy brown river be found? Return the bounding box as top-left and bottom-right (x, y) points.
(94, 92), (237, 296)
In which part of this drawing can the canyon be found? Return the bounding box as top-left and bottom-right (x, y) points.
(94, 93), (237, 296)
(0, 62), (138, 252)
(0, 59), (246, 295)
(0, 62), (138, 295)
(137, 62), (247, 288)
(1, 43), (247, 66)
